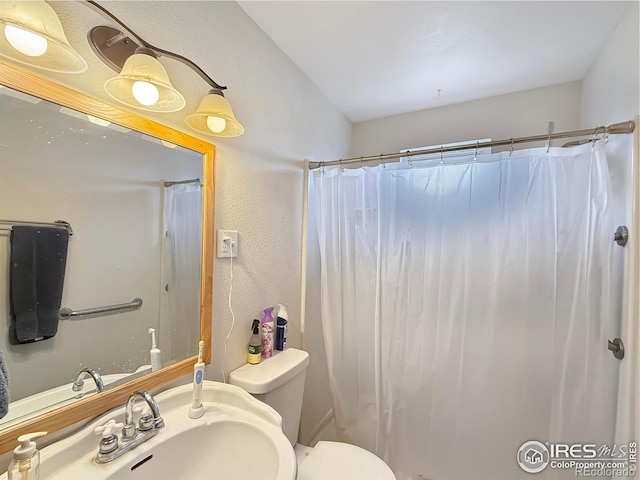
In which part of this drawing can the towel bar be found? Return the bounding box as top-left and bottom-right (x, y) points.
(60, 298), (143, 319)
(0, 219), (73, 236)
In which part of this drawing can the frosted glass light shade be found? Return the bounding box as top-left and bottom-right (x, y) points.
(185, 91), (244, 137)
(0, 0), (87, 73)
(104, 52), (186, 113)
(86, 115), (111, 127)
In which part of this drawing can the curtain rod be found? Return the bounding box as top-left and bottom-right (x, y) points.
(308, 120), (635, 170)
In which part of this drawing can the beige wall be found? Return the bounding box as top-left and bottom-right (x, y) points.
(580, 2), (639, 128)
(350, 81), (582, 157)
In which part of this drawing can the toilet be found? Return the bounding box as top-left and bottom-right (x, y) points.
(229, 348), (395, 480)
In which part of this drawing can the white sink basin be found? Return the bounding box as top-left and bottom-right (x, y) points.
(0, 366), (150, 428)
(7, 381), (296, 480)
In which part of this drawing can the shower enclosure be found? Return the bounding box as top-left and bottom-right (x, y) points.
(307, 129), (638, 480)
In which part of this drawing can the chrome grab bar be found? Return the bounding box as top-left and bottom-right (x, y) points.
(0, 219), (73, 235)
(60, 298), (142, 319)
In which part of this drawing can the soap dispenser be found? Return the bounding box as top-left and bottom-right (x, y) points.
(8, 432), (47, 480)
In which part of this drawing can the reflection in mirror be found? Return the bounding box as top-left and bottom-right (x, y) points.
(0, 84), (203, 428)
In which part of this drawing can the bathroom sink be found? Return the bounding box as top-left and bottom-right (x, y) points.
(100, 420), (282, 479)
(6, 381), (296, 480)
(0, 366), (151, 428)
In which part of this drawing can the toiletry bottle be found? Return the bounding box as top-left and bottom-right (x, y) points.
(275, 303), (289, 351)
(261, 307), (275, 359)
(8, 432), (47, 480)
(248, 319), (261, 364)
(148, 328), (161, 372)
(188, 340), (205, 419)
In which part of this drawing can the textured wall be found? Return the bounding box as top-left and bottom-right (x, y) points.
(3, 0), (350, 425)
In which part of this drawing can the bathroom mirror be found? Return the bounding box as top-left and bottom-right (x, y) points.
(0, 60), (213, 453)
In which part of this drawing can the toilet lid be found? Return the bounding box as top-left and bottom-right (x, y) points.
(297, 441), (396, 480)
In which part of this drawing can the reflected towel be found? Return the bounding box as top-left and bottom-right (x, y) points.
(10, 226), (69, 343)
(0, 352), (8, 419)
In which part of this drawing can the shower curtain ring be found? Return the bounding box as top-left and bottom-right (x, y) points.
(440, 146), (444, 163)
(509, 138), (514, 157)
(474, 142), (479, 162)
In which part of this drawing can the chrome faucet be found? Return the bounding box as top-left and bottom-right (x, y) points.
(72, 368), (104, 393)
(122, 390), (165, 439)
(95, 390), (165, 464)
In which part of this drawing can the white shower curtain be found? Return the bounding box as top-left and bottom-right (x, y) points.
(312, 142), (619, 480)
(160, 182), (202, 362)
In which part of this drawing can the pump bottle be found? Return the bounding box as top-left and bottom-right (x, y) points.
(148, 328), (161, 372)
(8, 432), (47, 480)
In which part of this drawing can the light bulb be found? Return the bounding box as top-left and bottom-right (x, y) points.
(206, 116), (226, 134)
(132, 81), (159, 106)
(5, 25), (48, 57)
(87, 115), (111, 127)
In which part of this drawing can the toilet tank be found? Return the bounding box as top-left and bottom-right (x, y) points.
(229, 348), (309, 446)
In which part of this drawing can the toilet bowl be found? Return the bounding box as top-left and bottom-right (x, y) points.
(229, 348), (395, 480)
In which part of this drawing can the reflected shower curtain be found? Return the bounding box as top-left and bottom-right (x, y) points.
(161, 182), (202, 362)
(312, 143), (618, 480)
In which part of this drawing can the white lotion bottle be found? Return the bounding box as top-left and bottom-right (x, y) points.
(8, 432), (47, 480)
(188, 340), (205, 419)
(148, 328), (161, 372)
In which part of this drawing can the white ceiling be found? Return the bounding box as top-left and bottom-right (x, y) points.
(239, 1), (631, 123)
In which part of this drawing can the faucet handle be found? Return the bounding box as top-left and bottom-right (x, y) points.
(134, 405), (154, 431)
(134, 405), (152, 416)
(94, 419), (123, 438)
(94, 419), (123, 455)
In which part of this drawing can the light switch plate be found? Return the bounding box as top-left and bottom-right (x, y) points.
(217, 230), (238, 258)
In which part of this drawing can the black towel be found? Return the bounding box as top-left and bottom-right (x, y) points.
(0, 352), (8, 419)
(10, 226), (69, 343)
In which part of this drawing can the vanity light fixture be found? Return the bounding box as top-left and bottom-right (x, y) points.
(103, 47), (185, 113)
(185, 88), (244, 137)
(86, 114), (111, 127)
(0, 0), (87, 73)
(86, 1), (244, 136)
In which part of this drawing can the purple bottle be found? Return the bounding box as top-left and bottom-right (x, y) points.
(261, 307), (275, 359)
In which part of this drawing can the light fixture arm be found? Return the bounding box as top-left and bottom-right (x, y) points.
(85, 0), (227, 91)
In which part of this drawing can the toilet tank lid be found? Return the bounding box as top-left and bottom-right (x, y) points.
(229, 348), (309, 394)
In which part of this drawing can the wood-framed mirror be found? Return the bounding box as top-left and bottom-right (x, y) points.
(0, 59), (213, 453)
